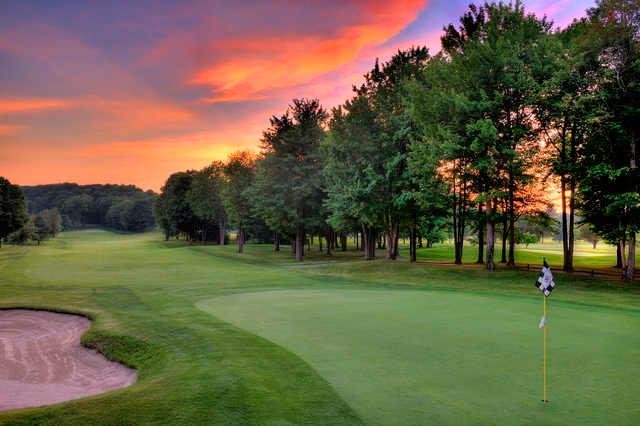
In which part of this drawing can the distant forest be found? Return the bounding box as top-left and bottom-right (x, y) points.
(21, 183), (156, 232)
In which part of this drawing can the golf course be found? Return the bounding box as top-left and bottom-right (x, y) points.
(1, 230), (638, 425)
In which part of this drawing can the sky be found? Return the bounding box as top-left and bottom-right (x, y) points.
(1, 0), (594, 191)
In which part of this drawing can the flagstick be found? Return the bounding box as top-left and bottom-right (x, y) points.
(543, 295), (548, 403)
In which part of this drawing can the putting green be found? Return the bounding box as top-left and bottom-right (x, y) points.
(197, 289), (640, 425)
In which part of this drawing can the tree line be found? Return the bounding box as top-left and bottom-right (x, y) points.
(21, 183), (156, 232)
(156, 1), (638, 280)
(0, 179), (157, 247)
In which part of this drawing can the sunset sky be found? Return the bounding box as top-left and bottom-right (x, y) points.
(1, 0), (594, 191)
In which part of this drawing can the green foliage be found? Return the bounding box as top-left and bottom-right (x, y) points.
(187, 163), (226, 227)
(0, 176), (28, 246)
(520, 232), (538, 247)
(577, 0), (640, 242)
(33, 214), (50, 244)
(251, 99), (327, 252)
(21, 183), (156, 232)
(155, 171), (200, 240)
(323, 94), (384, 231)
(222, 151), (256, 239)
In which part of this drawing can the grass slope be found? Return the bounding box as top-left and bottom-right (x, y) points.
(0, 230), (638, 425)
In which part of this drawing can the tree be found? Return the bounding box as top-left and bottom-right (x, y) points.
(521, 232), (538, 248)
(33, 214), (49, 245)
(222, 151), (256, 254)
(535, 19), (601, 272)
(323, 94), (384, 260)
(252, 98), (327, 261)
(353, 47), (430, 261)
(187, 163), (227, 243)
(155, 171), (201, 241)
(61, 194), (92, 226)
(0, 176), (28, 247)
(428, 2), (553, 268)
(578, 0), (640, 280)
(20, 183), (156, 232)
(579, 224), (601, 249)
(7, 218), (36, 245)
(406, 53), (478, 265)
(40, 208), (63, 236)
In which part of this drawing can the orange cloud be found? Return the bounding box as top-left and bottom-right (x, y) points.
(0, 98), (70, 114)
(190, 0), (425, 102)
(78, 96), (195, 131)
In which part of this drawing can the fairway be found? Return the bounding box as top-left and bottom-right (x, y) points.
(198, 289), (640, 425)
(1, 230), (639, 424)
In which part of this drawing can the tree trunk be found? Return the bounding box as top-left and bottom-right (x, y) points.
(409, 211), (417, 262)
(218, 220), (226, 245)
(476, 202), (484, 264)
(340, 233), (347, 251)
(362, 225), (376, 260)
(237, 228), (244, 254)
(356, 232), (359, 251)
(507, 175), (516, 267)
(500, 217), (507, 264)
(274, 232), (280, 252)
(619, 239), (627, 275)
(295, 224), (304, 262)
(486, 199), (495, 270)
(326, 231), (332, 256)
(567, 129), (577, 272)
(624, 232), (635, 280)
(394, 226), (400, 259)
(386, 218), (399, 260)
(616, 242), (622, 268)
(319, 235), (323, 252)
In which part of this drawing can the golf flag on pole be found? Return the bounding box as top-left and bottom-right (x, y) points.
(535, 258), (555, 403)
(535, 258), (555, 297)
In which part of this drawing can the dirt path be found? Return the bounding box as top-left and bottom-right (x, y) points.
(0, 309), (136, 411)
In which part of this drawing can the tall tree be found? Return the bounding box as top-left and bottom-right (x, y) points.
(252, 98), (327, 261)
(536, 20), (599, 272)
(222, 151), (256, 253)
(354, 46), (430, 260)
(0, 177), (28, 248)
(579, 0), (640, 280)
(406, 54), (477, 265)
(33, 214), (49, 245)
(439, 2), (552, 267)
(324, 94), (384, 260)
(187, 162), (227, 244)
(155, 171), (200, 241)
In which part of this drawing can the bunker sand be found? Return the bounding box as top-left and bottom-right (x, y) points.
(0, 309), (136, 411)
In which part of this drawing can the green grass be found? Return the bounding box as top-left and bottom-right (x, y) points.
(403, 240), (636, 270)
(0, 230), (638, 425)
(198, 289), (640, 425)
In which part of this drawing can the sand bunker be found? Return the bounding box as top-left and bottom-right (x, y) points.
(0, 309), (136, 411)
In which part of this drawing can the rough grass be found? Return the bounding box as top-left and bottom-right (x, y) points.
(0, 230), (638, 425)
